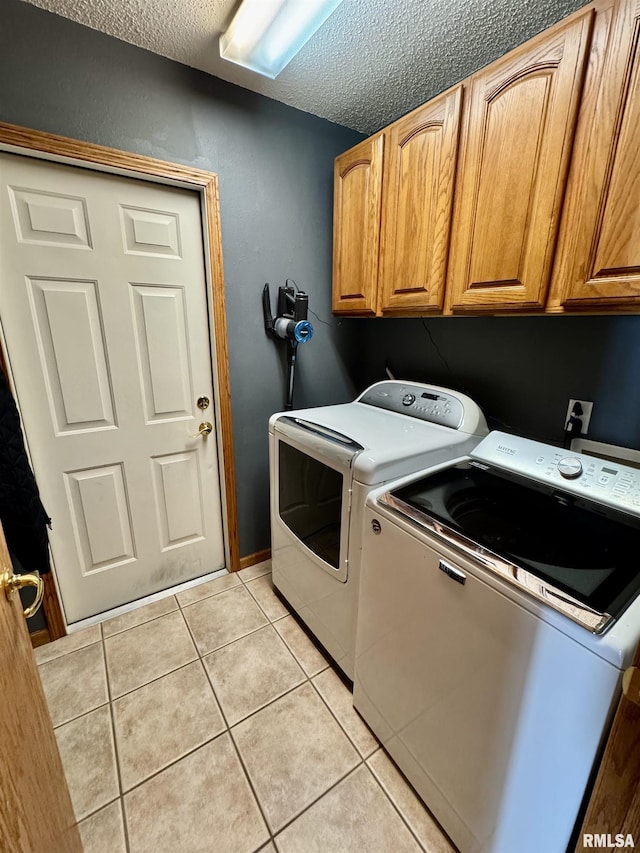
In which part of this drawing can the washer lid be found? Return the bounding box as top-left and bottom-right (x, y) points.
(383, 460), (640, 635)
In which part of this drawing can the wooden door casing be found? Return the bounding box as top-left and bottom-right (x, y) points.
(0, 121), (240, 591)
(554, 0), (640, 308)
(332, 134), (384, 315)
(379, 86), (463, 314)
(0, 522), (82, 852)
(446, 11), (594, 313)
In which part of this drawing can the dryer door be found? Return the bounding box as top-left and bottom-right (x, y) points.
(271, 418), (358, 583)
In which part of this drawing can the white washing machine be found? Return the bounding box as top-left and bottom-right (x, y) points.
(268, 380), (488, 679)
(354, 431), (640, 853)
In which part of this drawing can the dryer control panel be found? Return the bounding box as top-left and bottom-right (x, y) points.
(472, 431), (640, 517)
(358, 381), (466, 429)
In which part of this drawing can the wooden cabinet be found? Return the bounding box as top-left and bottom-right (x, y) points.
(332, 134), (384, 315)
(446, 11), (594, 313)
(378, 87), (462, 314)
(331, 0), (640, 318)
(552, 0), (640, 308)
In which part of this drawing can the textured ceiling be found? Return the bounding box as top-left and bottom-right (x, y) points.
(20, 0), (589, 133)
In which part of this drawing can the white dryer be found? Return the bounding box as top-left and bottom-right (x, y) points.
(268, 380), (488, 679)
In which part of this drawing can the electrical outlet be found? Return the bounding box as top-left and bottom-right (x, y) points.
(565, 399), (594, 435)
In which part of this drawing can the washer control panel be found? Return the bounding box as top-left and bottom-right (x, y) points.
(472, 431), (640, 515)
(359, 381), (464, 429)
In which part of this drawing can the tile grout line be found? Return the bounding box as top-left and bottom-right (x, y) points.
(42, 569), (267, 663)
(101, 615), (227, 814)
(271, 760), (367, 841)
(49, 579), (432, 852)
(243, 578), (289, 624)
(212, 692), (276, 847)
(200, 626), (308, 726)
(61, 604), (303, 788)
(238, 565), (272, 584)
(74, 794), (121, 828)
(100, 627), (132, 853)
(57, 642), (370, 846)
(178, 604), (277, 850)
(103, 656), (199, 703)
(307, 674), (379, 763)
(104, 620), (221, 802)
(180, 586), (283, 659)
(172, 565), (272, 614)
(242, 581), (278, 623)
(117, 730), (224, 798)
(97, 587), (291, 702)
(303, 660), (433, 850)
(38, 640), (110, 728)
(365, 757), (431, 853)
(35, 637), (103, 668)
(226, 673), (309, 729)
(184, 592), (332, 731)
(101, 597), (179, 639)
(245, 596), (431, 846)
(272, 619), (331, 679)
(177, 598), (356, 848)
(200, 630), (366, 845)
(52, 699), (111, 733)
(175, 581), (242, 611)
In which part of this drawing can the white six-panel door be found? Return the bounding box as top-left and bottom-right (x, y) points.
(0, 152), (225, 623)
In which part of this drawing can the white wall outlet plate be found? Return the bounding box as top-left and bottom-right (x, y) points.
(565, 399), (593, 435)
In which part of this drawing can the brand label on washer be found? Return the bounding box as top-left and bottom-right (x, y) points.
(439, 560), (466, 585)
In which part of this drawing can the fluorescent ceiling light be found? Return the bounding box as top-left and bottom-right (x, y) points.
(219, 0), (345, 79)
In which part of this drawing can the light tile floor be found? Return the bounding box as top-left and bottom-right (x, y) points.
(36, 561), (455, 853)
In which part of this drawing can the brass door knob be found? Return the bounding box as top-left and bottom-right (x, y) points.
(192, 421), (213, 438)
(1, 567), (45, 619)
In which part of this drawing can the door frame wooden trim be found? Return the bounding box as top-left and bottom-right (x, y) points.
(0, 121), (241, 637)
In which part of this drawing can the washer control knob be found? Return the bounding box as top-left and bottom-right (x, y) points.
(557, 457), (583, 479)
(402, 393), (416, 406)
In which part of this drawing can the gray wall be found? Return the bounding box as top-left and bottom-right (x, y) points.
(352, 316), (640, 450)
(0, 0), (363, 556)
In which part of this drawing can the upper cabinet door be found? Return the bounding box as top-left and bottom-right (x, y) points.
(555, 0), (640, 308)
(332, 134), (384, 315)
(379, 87), (463, 314)
(447, 12), (594, 312)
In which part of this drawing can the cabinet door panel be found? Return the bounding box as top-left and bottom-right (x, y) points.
(558, 0), (640, 306)
(447, 12), (593, 312)
(379, 87), (462, 314)
(332, 135), (384, 315)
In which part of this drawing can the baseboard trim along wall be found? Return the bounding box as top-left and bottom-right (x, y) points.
(238, 549), (271, 571)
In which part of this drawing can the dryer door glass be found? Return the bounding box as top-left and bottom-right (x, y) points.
(278, 442), (343, 569)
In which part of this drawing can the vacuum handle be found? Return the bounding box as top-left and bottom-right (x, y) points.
(294, 292), (308, 322)
(262, 283), (274, 336)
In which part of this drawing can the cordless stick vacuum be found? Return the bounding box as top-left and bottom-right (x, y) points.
(263, 283), (314, 410)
